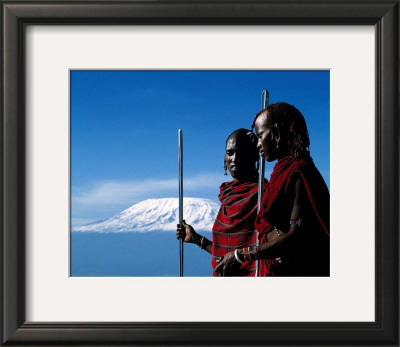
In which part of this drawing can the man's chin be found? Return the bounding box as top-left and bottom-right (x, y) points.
(231, 174), (248, 181)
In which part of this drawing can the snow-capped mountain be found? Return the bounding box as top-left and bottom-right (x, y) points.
(73, 197), (219, 233)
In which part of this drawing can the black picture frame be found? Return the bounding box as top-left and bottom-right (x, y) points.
(1, 1), (399, 346)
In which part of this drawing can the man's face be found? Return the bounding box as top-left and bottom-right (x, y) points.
(225, 135), (255, 180)
(254, 111), (277, 162)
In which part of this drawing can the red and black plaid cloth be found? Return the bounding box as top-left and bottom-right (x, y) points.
(211, 179), (261, 276)
(255, 155), (330, 276)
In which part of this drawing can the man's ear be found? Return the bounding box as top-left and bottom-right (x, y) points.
(272, 122), (281, 141)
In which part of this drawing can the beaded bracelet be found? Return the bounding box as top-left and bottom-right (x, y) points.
(197, 236), (209, 249)
(290, 219), (303, 226)
(241, 245), (260, 262)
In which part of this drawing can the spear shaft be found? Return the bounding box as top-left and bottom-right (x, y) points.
(178, 129), (184, 277)
(256, 90), (270, 277)
(258, 89), (270, 212)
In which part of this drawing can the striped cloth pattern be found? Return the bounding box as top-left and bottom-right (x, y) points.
(211, 179), (260, 276)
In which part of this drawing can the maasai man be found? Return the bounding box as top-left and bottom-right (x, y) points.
(215, 103), (330, 276)
(176, 128), (265, 276)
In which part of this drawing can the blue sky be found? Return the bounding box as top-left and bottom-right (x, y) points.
(71, 70), (330, 227)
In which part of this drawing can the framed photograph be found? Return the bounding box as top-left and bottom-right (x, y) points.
(2, 1), (398, 346)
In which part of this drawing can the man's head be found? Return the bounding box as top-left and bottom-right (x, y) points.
(224, 128), (259, 181)
(252, 102), (310, 161)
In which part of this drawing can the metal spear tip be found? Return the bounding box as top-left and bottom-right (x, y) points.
(262, 89), (270, 108)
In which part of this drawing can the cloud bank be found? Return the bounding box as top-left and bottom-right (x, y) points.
(71, 173), (224, 226)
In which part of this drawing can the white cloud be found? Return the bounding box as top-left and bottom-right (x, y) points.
(71, 173), (224, 226)
(73, 178), (176, 207)
(73, 173), (223, 206)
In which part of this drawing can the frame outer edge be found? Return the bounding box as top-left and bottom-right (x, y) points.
(377, 1), (399, 345)
(384, 1), (399, 343)
(1, 1), (397, 23)
(0, 0), (399, 346)
(2, 3), (24, 345)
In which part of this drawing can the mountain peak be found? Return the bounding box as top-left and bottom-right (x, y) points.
(73, 197), (219, 233)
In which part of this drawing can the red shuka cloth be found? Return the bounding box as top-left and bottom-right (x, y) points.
(255, 155), (330, 276)
(211, 179), (262, 276)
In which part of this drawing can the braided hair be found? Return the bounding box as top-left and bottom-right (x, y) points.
(251, 102), (310, 158)
(224, 128), (259, 174)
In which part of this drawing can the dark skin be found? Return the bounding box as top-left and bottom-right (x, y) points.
(214, 111), (310, 276)
(176, 133), (257, 274)
(224, 136), (258, 182)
